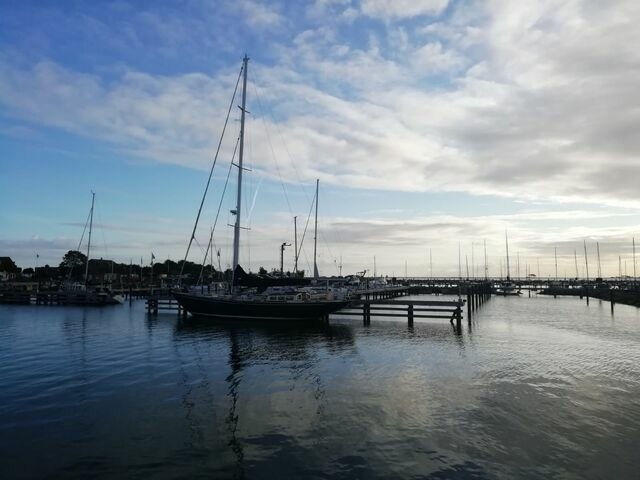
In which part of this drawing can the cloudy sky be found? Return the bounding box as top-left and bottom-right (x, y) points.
(1, 0), (639, 277)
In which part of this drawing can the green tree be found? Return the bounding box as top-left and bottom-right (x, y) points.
(59, 250), (87, 273)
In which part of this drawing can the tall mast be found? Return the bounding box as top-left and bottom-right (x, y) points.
(465, 255), (469, 280)
(293, 216), (298, 274)
(619, 255), (622, 279)
(85, 191), (95, 284)
(633, 237), (637, 284)
(596, 242), (602, 278)
(313, 178), (319, 278)
(554, 247), (558, 280)
(471, 242), (475, 279)
(505, 230), (511, 281)
(483, 240), (487, 280)
(574, 249), (579, 279)
(232, 55), (249, 274)
(583, 240), (590, 281)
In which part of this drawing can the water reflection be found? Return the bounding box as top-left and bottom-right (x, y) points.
(2, 297), (640, 479)
(170, 319), (358, 479)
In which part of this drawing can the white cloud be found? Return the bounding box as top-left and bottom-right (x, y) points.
(360, 0), (449, 20)
(236, 0), (285, 29)
(413, 41), (466, 73)
(2, 0), (640, 214)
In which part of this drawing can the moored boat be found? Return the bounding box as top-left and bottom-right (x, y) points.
(173, 55), (348, 320)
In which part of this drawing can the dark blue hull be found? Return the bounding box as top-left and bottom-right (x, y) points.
(173, 292), (349, 320)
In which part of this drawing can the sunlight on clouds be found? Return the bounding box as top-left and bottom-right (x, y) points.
(361, 0), (449, 20)
(2, 0), (640, 270)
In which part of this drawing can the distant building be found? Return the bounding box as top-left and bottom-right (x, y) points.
(0, 257), (20, 281)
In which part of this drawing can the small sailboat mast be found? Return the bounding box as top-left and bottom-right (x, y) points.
(313, 178), (319, 278)
(232, 54), (249, 273)
(85, 191), (95, 285)
(293, 216), (298, 274)
(505, 230), (511, 281)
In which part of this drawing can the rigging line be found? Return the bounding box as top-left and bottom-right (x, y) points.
(197, 136), (240, 285)
(193, 236), (207, 258)
(76, 209), (91, 252)
(296, 189), (315, 260)
(252, 82), (344, 264)
(69, 209), (92, 281)
(179, 62), (244, 279)
(250, 77), (294, 216)
(253, 82), (310, 200)
(253, 82), (342, 268)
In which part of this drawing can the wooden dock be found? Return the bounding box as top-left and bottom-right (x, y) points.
(339, 298), (465, 329)
(146, 295), (187, 316)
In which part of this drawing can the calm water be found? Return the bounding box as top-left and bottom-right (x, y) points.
(2, 295), (640, 479)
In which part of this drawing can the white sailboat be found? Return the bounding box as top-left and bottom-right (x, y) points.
(496, 230), (521, 296)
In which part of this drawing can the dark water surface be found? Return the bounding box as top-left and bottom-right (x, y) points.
(2, 295), (640, 479)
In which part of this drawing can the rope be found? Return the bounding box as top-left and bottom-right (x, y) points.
(252, 77), (340, 275)
(250, 79), (294, 216)
(179, 62), (244, 279)
(197, 135), (239, 285)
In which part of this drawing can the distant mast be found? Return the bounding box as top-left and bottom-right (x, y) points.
(633, 237), (637, 284)
(232, 54), (249, 274)
(85, 191), (95, 285)
(505, 230), (511, 281)
(583, 240), (590, 281)
(483, 240), (488, 280)
(293, 216), (298, 274)
(313, 179), (319, 278)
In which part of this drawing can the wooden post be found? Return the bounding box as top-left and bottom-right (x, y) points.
(610, 289), (615, 313)
(456, 305), (462, 332)
(408, 304), (414, 326)
(467, 294), (472, 320)
(585, 286), (589, 305)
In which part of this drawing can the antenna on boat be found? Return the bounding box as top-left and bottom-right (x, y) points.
(280, 242), (291, 274)
(231, 54), (249, 289)
(85, 191), (95, 285)
(313, 178), (319, 279)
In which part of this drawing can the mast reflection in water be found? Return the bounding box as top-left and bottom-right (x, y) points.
(1, 295), (640, 479)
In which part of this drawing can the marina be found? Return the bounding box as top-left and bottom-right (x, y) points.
(2, 294), (640, 479)
(3, 2), (640, 478)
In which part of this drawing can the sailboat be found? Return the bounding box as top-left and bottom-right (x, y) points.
(496, 230), (521, 296)
(61, 192), (124, 305)
(173, 55), (349, 320)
